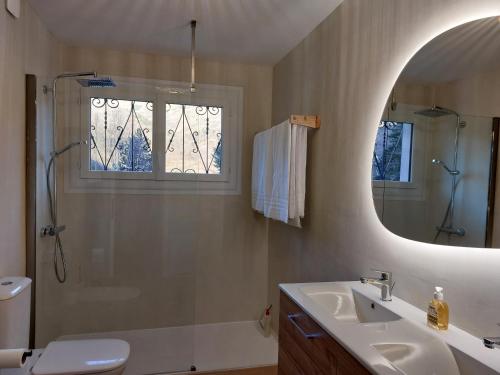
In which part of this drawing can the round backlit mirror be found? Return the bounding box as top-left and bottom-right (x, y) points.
(372, 16), (500, 248)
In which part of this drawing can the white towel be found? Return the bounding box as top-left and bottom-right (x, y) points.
(252, 121), (291, 223)
(288, 125), (308, 227)
(251, 131), (267, 213)
(252, 121), (308, 226)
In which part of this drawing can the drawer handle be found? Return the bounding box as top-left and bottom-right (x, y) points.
(287, 313), (323, 339)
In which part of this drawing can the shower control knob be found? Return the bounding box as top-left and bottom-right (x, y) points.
(40, 224), (66, 237)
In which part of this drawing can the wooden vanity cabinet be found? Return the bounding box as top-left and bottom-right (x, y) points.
(278, 291), (371, 375)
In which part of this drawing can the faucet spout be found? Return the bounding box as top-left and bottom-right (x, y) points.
(360, 270), (394, 301)
(483, 337), (500, 349)
(360, 277), (380, 284)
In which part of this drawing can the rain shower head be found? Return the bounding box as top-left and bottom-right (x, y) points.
(77, 77), (116, 88)
(415, 105), (458, 118)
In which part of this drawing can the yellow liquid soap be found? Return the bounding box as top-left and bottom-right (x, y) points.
(427, 286), (449, 330)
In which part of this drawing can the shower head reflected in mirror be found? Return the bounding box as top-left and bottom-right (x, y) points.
(415, 105), (459, 118)
(432, 159), (460, 175)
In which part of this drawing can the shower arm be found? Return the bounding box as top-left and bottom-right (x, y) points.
(43, 72), (97, 94)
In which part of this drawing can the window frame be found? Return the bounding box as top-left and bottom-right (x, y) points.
(372, 121), (415, 187)
(372, 103), (430, 201)
(67, 77), (243, 195)
(80, 89), (157, 181)
(155, 91), (232, 183)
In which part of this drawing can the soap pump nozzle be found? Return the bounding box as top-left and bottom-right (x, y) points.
(434, 286), (444, 301)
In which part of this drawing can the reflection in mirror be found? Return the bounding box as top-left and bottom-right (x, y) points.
(372, 16), (500, 248)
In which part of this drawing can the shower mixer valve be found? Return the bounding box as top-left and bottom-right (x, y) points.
(40, 224), (66, 238)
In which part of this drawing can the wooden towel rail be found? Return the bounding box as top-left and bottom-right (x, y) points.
(290, 115), (321, 129)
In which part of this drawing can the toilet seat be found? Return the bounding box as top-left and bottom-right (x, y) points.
(32, 339), (129, 375)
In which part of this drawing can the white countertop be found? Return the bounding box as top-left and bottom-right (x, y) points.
(279, 281), (500, 375)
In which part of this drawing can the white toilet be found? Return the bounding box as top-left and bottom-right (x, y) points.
(0, 277), (129, 375)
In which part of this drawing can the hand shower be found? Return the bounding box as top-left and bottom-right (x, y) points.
(52, 140), (87, 157)
(43, 140), (87, 282)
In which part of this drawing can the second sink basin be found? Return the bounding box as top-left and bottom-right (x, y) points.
(370, 320), (460, 375)
(299, 283), (401, 323)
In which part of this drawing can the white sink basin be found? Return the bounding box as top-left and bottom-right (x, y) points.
(369, 320), (460, 375)
(299, 283), (401, 323)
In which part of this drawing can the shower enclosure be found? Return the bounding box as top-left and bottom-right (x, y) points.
(31, 72), (275, 374)
(35, 74), (199, 373)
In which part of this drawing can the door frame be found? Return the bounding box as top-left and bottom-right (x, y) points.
(485, 117), (500, 247)
(25, 74), (37, 347)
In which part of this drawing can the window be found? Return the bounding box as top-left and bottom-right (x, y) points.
(90, 98), (153, 172)
(71, 79), (243, 194)
(165, 104), (222, 175)
(372, 121), (413, 182)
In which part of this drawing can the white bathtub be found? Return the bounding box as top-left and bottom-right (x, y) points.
(60, 320), (278, 374)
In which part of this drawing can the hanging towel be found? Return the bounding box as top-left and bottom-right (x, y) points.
(288, 124), (308, 227)
(251, 131), (268, 213)
(252, 120), (308, 226)
(252, 121), (291, 223)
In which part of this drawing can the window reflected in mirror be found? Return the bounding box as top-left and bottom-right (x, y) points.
(372, 121), (413, 182)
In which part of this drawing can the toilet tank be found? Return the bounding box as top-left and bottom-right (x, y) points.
(0, 277), (32, 349)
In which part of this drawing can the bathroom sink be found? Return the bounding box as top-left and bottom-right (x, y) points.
(299, 284), (401, 323)
(283, 282), (500, 375)
(370, 320), (460, 375)
(372, 343), (415, 363)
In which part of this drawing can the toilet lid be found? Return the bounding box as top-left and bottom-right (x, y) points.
(32, 339), (129, 375)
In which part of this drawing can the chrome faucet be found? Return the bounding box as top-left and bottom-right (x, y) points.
(483, 337), (500, 349)
(360, 270), (395, 301)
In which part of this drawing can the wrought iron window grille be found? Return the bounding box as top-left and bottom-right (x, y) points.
(372, 120), (413, 182)
(165, 104), (223, 175)
(90, 98), (153, 172)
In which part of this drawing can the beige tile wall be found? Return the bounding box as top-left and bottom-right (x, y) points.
(269, 0), (500, 337)
(0, 0), (61, 277)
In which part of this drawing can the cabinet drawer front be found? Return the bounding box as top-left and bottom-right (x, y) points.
(279, 292), (336, 373)
(279, 327), (331, 375)
(279, 291), (372, 375)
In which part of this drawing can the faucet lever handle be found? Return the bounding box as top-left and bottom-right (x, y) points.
(371, 269), (392, 280)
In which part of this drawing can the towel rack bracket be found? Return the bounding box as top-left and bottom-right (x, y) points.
(290, 115), (320, 129)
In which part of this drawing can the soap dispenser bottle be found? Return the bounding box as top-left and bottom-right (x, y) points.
(427, 286), (449, 330)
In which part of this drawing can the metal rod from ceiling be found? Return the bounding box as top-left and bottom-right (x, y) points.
(190, 20), (197, 93)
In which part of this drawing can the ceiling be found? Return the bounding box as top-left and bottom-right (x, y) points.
(28, 0), (343, 65)
(401, 16), (500, 83)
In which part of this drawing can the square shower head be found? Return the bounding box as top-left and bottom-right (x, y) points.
(77, 77), (116, 88)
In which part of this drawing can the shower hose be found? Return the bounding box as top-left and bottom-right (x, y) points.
(46, 155), (67, 283)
